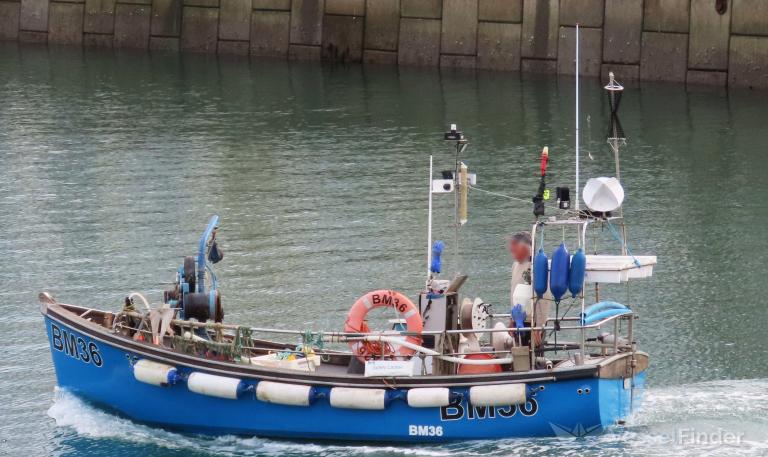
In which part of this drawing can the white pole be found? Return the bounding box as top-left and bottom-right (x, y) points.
(575, 26), (585, 364)
(426, 155), (433, 285)
(453, 145), (460, 275)
(575, 24), (580, 213)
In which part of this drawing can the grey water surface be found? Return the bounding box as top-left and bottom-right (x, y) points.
(0, 43), (767, 456)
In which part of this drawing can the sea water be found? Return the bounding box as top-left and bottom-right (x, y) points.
(1, 43), (767, 456)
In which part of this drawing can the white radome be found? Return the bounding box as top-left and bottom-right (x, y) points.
(583, 177), (625, 212)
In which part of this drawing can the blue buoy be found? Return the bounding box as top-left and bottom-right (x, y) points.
(569, 248), (586, 298)
(549, 243), (570, 302)
(430, 240), (444, 274)
(533, 248), (549, 298)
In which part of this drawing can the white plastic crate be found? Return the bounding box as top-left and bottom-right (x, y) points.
(249, 353), (322, 372)
(584, 255), (656, 283)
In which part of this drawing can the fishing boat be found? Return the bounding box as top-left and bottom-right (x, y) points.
(41, 29), (655, 442)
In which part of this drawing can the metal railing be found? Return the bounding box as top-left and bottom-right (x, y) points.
(115, 306), (635, 365)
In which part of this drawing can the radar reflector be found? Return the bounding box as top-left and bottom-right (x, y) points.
(583, 177), (625, 213)
(605, 72), (625, 142)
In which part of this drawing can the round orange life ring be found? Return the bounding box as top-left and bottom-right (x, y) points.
(345, 290), (423, 362)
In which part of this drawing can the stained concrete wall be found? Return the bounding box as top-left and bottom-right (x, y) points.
(0, 0), (767, 88)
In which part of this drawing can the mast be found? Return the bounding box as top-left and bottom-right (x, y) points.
(453, 137), (460, 273)
(575, 24), (586, 364)
(444, 124), (467, 277)
(605, 71), (627, 252)
(575, 24), (581, 214)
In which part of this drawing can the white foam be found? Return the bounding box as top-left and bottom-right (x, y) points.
(46, 380), (768, 457)
(47, 388), (458, 456)
(617, 378), (768, 457)
(628, 378), (768, 427)
(48, 388), (202, 451)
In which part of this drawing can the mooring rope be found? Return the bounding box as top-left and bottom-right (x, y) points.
(605, 220), (640, 267)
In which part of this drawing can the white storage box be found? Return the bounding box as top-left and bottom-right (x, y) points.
(584, 255), (656, 283)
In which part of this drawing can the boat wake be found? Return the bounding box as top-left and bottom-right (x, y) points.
(47, 388), (458, 457)
(48, 380), (768, 456)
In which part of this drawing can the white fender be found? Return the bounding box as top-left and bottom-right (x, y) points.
(330, 387), (387, 410)
(469, 384), (526, 407)
(407, 388), (451, 408)
(133, 360), (177, 387)
(256, 381), (313, 407)
(187, 372), (243, 400)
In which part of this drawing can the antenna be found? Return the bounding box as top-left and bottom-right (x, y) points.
(426, 154), (434, 285)
(575, 24), (580, 213)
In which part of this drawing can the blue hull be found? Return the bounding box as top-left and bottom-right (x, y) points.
(44, 315), (645, 442)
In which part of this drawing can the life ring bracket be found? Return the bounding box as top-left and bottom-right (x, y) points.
(344, 290), (423, 362)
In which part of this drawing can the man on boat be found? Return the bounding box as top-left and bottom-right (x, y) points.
(509, 231), (549, 348)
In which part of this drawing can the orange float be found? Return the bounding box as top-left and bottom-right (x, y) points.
(457, 353), (503, 375)
(344, 290), (423, 362)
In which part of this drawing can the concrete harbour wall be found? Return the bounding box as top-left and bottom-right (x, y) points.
(0, 0), (767, 88)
